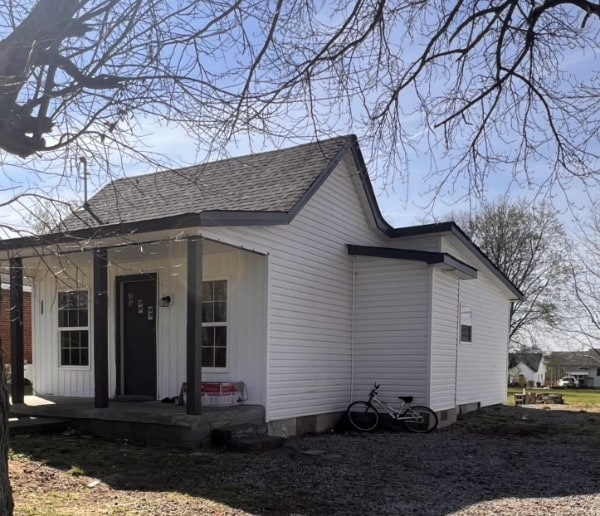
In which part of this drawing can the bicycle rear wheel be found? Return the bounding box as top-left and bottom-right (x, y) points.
(403, 406), (438, 433)
(346, 401), (379, 431)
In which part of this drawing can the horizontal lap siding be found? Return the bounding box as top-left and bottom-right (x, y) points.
(456, 276), (510, 406)
(203, 158), (385, 421)
(442, 238), (511, 407)
(429, 269), (459, 411)
(387, 235), (441, 252)
(265, 161), (385, 420)
(353, 257), (430, 406)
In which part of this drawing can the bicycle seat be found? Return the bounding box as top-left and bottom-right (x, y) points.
(398, 396), (413, 403)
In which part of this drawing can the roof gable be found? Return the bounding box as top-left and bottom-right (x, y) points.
(508, 352), (543, 372)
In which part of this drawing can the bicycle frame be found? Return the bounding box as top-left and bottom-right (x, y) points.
(368, 393), (420, 422)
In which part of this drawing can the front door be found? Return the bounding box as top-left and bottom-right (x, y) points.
(118, 275), (157, 397)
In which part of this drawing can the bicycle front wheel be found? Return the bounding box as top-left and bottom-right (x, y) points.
(403, 406), (438, 433)
(346, 401), (379, 432)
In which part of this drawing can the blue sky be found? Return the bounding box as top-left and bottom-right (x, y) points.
(0, 2), (597, 236)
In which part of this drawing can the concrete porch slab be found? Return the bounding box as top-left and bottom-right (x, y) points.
(10, 396), (265, 447)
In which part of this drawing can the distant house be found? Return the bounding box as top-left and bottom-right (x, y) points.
(508, 352), (546, 387)
(545, 350), (600, 387)
(0, 274), (33, 381)
(0, 135), (523, 435)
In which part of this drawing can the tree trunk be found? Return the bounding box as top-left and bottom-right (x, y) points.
(0, 352), (13, 515)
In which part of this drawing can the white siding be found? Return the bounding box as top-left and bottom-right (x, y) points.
(31, 258), (94, 396)
(441, 236), (512, 407)
(28, 155), (385, 421)
(456, 275), (510, 406)
(352, 256), (430, 406)
(386, 235), (441, 252)
(199, 157), (386, 421)
(200, 251), (267, 405)
(429, 269), (460, 411)
(30, 244), (268, 405)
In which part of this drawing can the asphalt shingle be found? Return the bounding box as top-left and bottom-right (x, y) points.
(61, 136), (354, 231)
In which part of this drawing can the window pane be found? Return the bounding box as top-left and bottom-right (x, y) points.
(213, 280), (227, 301)
(202, 282), (213, 301)
(201, 347), (214, 367)
(215, 326), (227, 346)
(461, 325), (472, 343)
(58, 291), (88, 328)
(60, 330), (89, 366)
(215, 348), (226, 368)
(202, 327), (214, 347)
(202, 303), (214, 323)
(77, 291), (88, 307)
(213, 302), (227, 322)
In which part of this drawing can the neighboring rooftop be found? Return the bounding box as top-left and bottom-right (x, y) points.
(546, 350), (600, 368)
(508, 352), (544, 372)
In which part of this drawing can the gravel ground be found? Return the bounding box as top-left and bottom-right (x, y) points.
(10, 404), (600, 515)
(215, 405), (600, 515)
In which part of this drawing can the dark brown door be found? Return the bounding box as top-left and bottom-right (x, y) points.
(119, 276), (157, 397)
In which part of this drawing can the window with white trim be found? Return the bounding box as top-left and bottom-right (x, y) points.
(460, 305), (472, 343)
(202, 280), (227, 368)
(58, 291), (89, 366)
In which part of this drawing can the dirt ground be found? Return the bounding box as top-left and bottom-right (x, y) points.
(8, 403), (600, 515)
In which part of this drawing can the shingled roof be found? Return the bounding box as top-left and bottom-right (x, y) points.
(508, 352), (544, 372)
(59, 135), (362, 232)
(546, 350), (600, 368)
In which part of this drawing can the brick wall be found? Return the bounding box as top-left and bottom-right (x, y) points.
(0, 289), (32, 367)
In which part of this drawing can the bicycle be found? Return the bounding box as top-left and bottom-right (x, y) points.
(346, 383), (438, 433)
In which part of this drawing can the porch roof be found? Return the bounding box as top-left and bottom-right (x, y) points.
(347, 244), (478, 280)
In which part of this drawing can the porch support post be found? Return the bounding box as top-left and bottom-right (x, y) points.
(93, 248), (109, 408)
(9, 257), (24, 404)
(186, 236), (203, 415)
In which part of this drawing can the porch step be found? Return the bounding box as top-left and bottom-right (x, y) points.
(211, 423), (285, 452)
(9, 416), (70, 436)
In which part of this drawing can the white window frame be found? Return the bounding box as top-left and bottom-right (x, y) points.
(201, 278), (229, 372)
(57, 290), (91, 369)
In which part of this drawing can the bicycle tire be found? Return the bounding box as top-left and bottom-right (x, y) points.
(346, 401), (379, 431)
(403, 405), (438, 433)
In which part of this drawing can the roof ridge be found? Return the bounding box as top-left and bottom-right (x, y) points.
(108, 134), (356, 186)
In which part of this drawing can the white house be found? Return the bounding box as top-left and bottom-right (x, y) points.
(508, 352), (546, 387)
(1, 135), (522, 435)
(546, 350), (600, 388)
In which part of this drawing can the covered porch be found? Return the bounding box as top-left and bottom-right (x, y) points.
(10, 395), (265, 446)
(4, 230), (268, 425)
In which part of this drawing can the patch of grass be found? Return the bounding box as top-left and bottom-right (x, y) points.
(454, 404), (600, 446)
(507, 387), (600, 409)
(10, 432), (273, 515)
(66, 465), (85, 476)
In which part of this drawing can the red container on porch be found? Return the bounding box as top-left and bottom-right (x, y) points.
(201, 382), (237, 395)
(200, 382), (239, 406)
